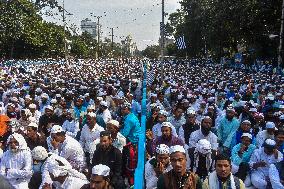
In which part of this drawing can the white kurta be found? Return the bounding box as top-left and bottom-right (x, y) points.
(269, 164), (284, 189)
(0, 150), (33, 189)
(145, 157), (172, 189)
(79, 124), (104, 153)
(249, 148), (282, 189)
(188, 129), (218, 150)
(59, 136), (86, 170)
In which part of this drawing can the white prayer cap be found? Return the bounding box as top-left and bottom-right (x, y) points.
(45, 105), (53, 111)
(32, 146), (48, 161)
(159, 110), (168, 117)
(87, 105), (96, 110)
(35, 88), (42, 92)
(161, 122), (173, 129)
(181, 99), (189, 103)
(50, 99), (57, 104)
(267, 94), (275, 101)
(28, 122), (38, 129)
(249, 108), (257, 112)
(87, 112), (96, 118)
(226, 106), (235, 112)
(97, 97), (103, 101)
(196, 139), (211, 154)
(55, 94), (61, 98)
(10, 97), (18, 102)
(264, 139), (276, 146)
(169, 145), (186, 155)
(122, 102), (132, 109)
(242, 120), (251, 125)
(92, 164), (110, 176)
(41, 93), (49, 98)
(107, 120), (120, 128)
(150, 93), (157, 98)
(266, 122), (275, 129)
(84, 93), (90, 97)
(280, 115), (284, 120)
(156, 144), (170, 155)
(29, 103), (37, 109)
(100, 101), (108, 107)
(241, 133), (252, 140)
(50, 125), (63, 134)
(279, 105), (284, 109)
(187, 108), (196, 115)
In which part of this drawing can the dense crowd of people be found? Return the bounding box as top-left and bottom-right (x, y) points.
(0, 58), (283, 189)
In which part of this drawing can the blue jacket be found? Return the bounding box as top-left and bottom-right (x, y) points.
(121, 113), (141, 144)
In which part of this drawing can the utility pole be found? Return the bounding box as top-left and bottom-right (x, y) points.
(278, 0), (284, 68)
(160, 0), (165, 80)
(63, 0), (67, 62)
(111, 27), (114, 52)
(96, 16), (102, 60)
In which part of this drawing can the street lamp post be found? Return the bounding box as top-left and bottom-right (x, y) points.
(278, 0), (284, 68)
(63, 0), (67, 62)
(160, 0), (165, 80)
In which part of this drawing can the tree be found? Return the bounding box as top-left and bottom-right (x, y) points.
(142, 45), (161, 59)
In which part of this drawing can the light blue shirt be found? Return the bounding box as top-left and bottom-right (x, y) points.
(231, 143), (256, 166)
(120, 113), (141, 144)
(217, 117), (240, 148)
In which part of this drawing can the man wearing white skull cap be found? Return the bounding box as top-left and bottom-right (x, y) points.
(81, 164), (113, 189)
(50, 125), (86, 171)
(43, 154), (88, 189)
(145, 144), (172, 189)
(0, 133), (32, 189)
(188, 139), (215, 180)
(157, 145), (202, 189)
(151, 122), (184, 156)
(250, 139), (283, 189)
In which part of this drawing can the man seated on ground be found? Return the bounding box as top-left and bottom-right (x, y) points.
(145, 144), (172, 189)
(202, 153), (245, 189)
(157, 145), (202, 189)
(250, 139), (283, 189)
(231, 133), (256, 187)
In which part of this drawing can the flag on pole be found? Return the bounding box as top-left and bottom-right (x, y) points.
(176, 36), (187, 50)
(147, 68), (155, 86)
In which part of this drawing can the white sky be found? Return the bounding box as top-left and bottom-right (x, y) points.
(42, 0), (180, 50)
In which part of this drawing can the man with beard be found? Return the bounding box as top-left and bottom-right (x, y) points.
(39, 93), (50, 113)
(145, 144), (172, 189)
(202, 154), (245, 189)
(157, 145), (202, 189)
(256, 121), (275, 148)
(92, 131), (125, 189)
(25, 122), (47, 150)
(188, 116), (218, 153)
(250, 139), (283, 189)
(0, 133), (33, 189)
(179, 109), (200, 146)
(217, 107), (240, 154)
(80, 112), (104, 166)
(38, 105), (60, 136)
(62, 110), (80, 138)
(50, 125), (86, 171)
(151, 122), (184, 156)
